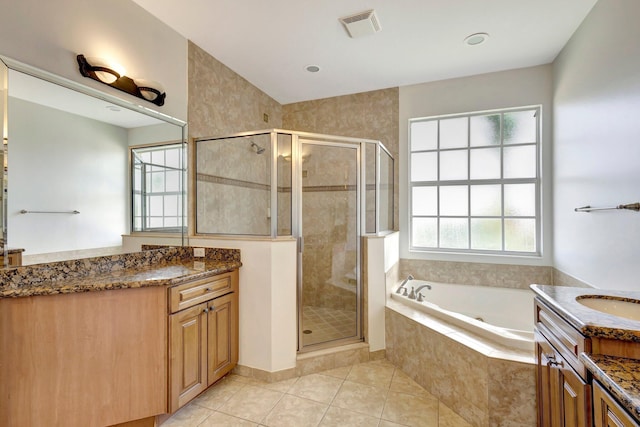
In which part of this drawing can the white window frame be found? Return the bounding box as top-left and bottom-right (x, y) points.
(131, 143), (187, 233)
(408, 106), (541, 256)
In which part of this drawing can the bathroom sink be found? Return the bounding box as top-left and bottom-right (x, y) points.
(576, 295), (640, 321)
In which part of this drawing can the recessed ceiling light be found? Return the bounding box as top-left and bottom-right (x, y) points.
(464, 32), (489, 46)
(106, 105), (121, 112)
(305, 65), (321, 73)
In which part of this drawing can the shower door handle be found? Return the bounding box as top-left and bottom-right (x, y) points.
(298, 236), (304, 254)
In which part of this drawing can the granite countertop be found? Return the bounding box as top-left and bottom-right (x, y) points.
(531, 284), (640, 342)
(581, 353), (640, 422)
(0, 247), (241, 298)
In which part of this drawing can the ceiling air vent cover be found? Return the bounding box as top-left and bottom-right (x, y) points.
(339, 9), (381, 38)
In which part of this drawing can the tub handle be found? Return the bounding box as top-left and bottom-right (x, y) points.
(546, 354), (564, 368)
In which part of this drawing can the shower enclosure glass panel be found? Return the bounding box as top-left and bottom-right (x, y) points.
(196, 133), (272, 235)
(299, 140), (360, 349)
(380, 148), (394, 231)
(277, 133), (292, 235)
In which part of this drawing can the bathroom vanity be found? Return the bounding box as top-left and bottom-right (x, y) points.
(0, 247), (241, 427)
(532, 285), (640, 427)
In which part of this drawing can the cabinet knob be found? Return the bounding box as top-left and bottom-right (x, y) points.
(205, 288), (212, 292)
(203, 308), (209, 313)
(546, 354), (564, 368)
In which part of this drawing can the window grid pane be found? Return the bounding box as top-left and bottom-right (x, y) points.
(409, 106), (540, 255)
(131, 143), (186, 232)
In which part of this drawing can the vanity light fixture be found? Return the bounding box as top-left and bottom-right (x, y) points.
(77, 54), (166, 106)
(78, 56), (124, 84)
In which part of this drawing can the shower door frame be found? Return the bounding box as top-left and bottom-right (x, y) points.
(295, 136), (365, 352)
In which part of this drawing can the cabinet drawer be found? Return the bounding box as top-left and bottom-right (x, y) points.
(536, 299), (590, 380)
(169, 271), (238, 313)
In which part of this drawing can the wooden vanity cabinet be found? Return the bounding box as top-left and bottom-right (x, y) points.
(593, 381), (639, 427)
(535, 299), (593, 427)
(168, 270), (239, 413)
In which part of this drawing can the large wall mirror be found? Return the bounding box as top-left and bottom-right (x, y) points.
(0, 56), (187, 268)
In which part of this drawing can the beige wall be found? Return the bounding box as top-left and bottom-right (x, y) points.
(188, 42), (282, 139)
(399, 65), (553, 267)
(283, 88), (400, 230)
(552, 0), (640, 290)
(0, 0), (187, 120)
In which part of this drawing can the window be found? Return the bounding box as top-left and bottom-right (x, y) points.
(409, 107), (540, 255)
(131, 143), (186, 232)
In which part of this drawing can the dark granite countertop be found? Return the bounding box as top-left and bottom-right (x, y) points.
(0, 247), (241, 298)
(581, 353), (640, 422)
(531, 284), (640, 343)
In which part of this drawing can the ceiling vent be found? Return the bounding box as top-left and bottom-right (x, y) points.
(339, 9), (381, 38)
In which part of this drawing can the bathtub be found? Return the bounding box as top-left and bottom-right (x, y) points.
(390, 279), (534, 352)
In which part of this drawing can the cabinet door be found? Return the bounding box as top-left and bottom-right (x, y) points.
(169, 303), (208, 412)
(536, 330), (561, 427)
(593, 381), (640, 427)
(559, 362), (592, 427)
(536, 329), (592, 427)
(207, 292), (239, 386)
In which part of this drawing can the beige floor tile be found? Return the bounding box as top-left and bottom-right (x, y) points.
(218, 385), (283, 423)
(389, 369), (431, 397)
(192, 376), (246, 410)
(331, 380), (388, 418)
(199, 411), (259, 426)
(287, 373), (344, 404)
(381, 390), (439, 427)
(319, 365), (352, 379)
(346, 361), (395, 389)
(318, 406), (380, 426)
(160, 403), (214, 427)
(263, 394), (328, 427)
(259, 376), (299, 393)
(378, 421), (409, 427)
(439, 401), (473, 427)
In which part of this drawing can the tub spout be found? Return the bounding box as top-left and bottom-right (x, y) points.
(395, 274), (414, 294)
(414, 284), (431, 302)
(415, 284), (432, 293)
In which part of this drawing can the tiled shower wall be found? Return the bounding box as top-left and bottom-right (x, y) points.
(283, 88), (400, 231)
(188, 41), (283, 139)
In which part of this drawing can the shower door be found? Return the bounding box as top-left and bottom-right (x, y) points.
(298, 139), (362, 350)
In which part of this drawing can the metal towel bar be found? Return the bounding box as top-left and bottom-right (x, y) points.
(574, 203), (640, 213)
(20, 209), (80, 214)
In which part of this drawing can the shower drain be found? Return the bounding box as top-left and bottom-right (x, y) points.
(303, 329), (313, 334)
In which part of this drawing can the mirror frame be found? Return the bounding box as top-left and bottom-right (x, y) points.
(0, 55), (188, 267)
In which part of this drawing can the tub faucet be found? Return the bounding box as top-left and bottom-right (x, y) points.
(395, 274), (414, 294)
(414, 284), (432, 302)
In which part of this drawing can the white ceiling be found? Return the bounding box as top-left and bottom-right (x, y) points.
(131, 0), (597, 105)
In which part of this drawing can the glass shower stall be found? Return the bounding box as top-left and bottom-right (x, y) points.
(194, 129), (393, 351)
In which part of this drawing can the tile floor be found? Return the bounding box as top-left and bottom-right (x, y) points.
(302, 306), (357, 346)
(161, 359), (472, 427)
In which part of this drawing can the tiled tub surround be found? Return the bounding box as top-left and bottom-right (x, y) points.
(398, 258), (593, 290)
(385, 297), (536, 427)
(0, 246), (241, 298)
(399, 258), (552, 290)
(532, 284), (640, 422)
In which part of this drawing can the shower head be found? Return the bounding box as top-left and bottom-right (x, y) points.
(250, 141), (266, 155)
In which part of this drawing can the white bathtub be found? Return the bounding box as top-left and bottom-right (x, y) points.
(390, 279), (534, 352)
